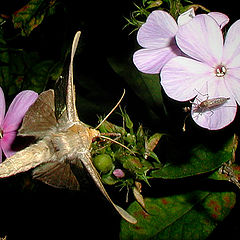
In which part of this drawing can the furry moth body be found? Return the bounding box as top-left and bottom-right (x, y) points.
(0, 31), (137, 224)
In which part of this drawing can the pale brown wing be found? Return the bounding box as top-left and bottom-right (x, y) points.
(32, 161), (82, 191)
(79, 151), (137, 224)
(18, 90), (57, 138)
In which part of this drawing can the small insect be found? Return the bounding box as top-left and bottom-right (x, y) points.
(192, 97), (230, 114)
(182, 97), (230, 132)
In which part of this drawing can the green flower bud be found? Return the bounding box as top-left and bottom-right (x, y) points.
(93, 154), (114, 173)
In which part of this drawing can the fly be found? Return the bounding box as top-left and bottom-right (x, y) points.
(192, 97), (230, 113)
(182, 97), (230, 132)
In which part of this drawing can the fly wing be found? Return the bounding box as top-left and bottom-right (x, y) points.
(78, 151), (137, 224)
(32, 161), (82, 191)
(18, 90), (57, 138)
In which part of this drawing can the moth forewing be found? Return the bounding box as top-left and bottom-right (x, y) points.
(66, 31), (81, 123)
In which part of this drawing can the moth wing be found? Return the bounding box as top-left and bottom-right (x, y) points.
(55, 73), (68, 122)
(32, 161), (82, 191)
(18, 90), (57, 138)
(79, 152), (137, 224)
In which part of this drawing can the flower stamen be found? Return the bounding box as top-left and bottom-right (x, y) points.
(215, 65), (227, 77)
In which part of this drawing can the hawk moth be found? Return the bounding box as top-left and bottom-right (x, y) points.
(0, 31), (137, 224)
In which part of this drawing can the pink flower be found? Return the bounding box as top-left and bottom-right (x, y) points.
(0, 88), (38, 161)
(113, 169), (125, 178)
(133, 9), (229, 74)
(161, 14), (240, 130)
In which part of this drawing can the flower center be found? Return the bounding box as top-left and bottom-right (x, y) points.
(215, 65), (227, 77)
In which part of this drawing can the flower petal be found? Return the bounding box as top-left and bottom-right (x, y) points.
(160, 56), (213, 101)
(208, 12), (229, 29)
(177, 8), (195, 26)
(0, 145), (2, 162)
(224, 68), (240, 105)
(1, 131), (18, 158)
(133, 44), (182, 74)
(0, 87), (5, 127)
(137, 10), (178, 49)
(223, 20), (240, 68)
(3, 90), (38, 133)
(176, 14), (223, 65)
(191, 80), (237, 130)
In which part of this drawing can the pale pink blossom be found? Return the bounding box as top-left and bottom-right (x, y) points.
(161, 14), (240, 130)
(0, 88), (38, 161)
(113, 169), (125, 178)
(133, 9), (229, 74)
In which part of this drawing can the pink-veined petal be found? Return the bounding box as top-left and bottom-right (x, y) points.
(160, 56), (214, 101)
(1, 131), (18, 158)
(133, 44), (182, 74)
(223, 20), (240, 68)
(137, 10), (178, 49)
(191, 80), (236, 130)
(177, 8), (195, 26)
(3, 90), (38, 133)
(224, 68), (240, 105)
(0, 87), (5, 127)
(208, 12), (229, 29)
(176, 14), (223, 66)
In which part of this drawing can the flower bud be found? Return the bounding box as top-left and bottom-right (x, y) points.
(113, 169), (125, 178)
(93, 154), (113, 173)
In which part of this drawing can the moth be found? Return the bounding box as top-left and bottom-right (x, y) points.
(0, 31), (137, 224)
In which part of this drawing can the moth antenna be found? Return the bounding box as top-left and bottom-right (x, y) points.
(95, 89), (126, 130)
(99, 135), (135, 155)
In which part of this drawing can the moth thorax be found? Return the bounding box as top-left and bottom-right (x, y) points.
(88, 128), (100, 139)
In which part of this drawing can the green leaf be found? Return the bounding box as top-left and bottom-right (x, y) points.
(108, 56), (166, 119)
(120, 190), (236, 240)
(151, 135), (237, 179)
(12, 0), (57, 36)
(25, 60), (55, 92)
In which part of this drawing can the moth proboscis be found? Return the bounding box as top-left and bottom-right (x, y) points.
(0, 31), (137, 224)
